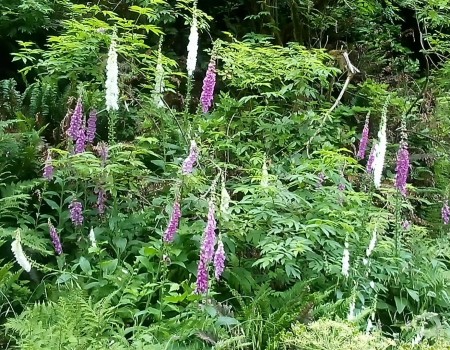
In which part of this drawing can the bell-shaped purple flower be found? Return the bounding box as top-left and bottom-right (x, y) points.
(366, 146), (376, 173)
(395, 140), (410, 196)
(86, 110), (97, 144)
(181, 140), (199, 175)
(43, 151), (54, 180)
(74, 126), (87, 154)
(357, 116), (370, 159)
(316, 172), (325, 188)
(402, 220), (411, 230)
(199, 200), (217, 262)
(200, 60), (217, 113)
(67, 98), (83, 141)
(163, 200), (182, 243)
(214, 239), (225, 280)
(95, 188), (107, 215)
(95, 142), (109, 166)
(48, 219), (62, 255)
(69, 200), (84, 226)
(195, 257), (209, 294)
(442, 200), (450, 225)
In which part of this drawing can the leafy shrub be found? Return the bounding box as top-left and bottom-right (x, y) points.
(279, 319), (394, 350)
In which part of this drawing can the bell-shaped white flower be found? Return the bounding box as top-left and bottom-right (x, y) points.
(89, 227), (97, 248)
(11, 230), (32, 272)
(186, 15), (198, 76)
(105, 36), (119, 111)
(341, 241), (350, 278)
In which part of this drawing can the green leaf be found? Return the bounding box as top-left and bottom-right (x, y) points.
(406, 288), (420, 303)
(216, 316), (240, 326)
(100, 259), (118, 275)
(394, 295), (407, 314)
(43, 198), (60, 210)
(79, 256), (92, 275)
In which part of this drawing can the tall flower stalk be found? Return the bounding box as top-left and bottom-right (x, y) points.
(186, 5), (198, 77)
(67, 98), (83, 141)
(153, 38), (166, 108)
(48, 219), (62, 255)
(220, 179), (231, 216)
(341, 240), (350, 278)
(89, 227), (97, 248)
(200, 58), (217, 113)
(163, 199), (182, 243)
(11, 229), (32, 272)
(106, 33), (119, 144)
(86, 110), (97, 144)
(184, 2), (198, 111)
(74, 125), (87, 154)
(69, 200), (84, 227)
(261, 156), (269, 187)
(196, 199), (217, 294)
(182, 140), (199, 175)
(366, 145), (376, 174)
(442, 200), (450, 225)
(105, 35), (119, 111)
(214, 237), (225, 280)
(43, 150), (54, 180)
(357, 111), (370, 159)
(96, 188), (107, 215)
(395, 119), (410, 196)
(373, 95), (390, 188)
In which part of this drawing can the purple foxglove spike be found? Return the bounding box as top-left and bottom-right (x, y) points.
(199, 200), (217, 263)
(95, 188), (107, 215)
(48, 220), (62, 255)
(69, 200), (84, 226)
(316, 172), (325, 187)
(200, 60), (217, 113)
(74, 126), (87, 154)
(214, 239), (225, 280)
(442, 200), (450, 225)
(181, 140), (199, 175)
(357, 116), (370, 159)
(86, 110), (97, 144)
(43, 151), (54, 180)
(67, 98), (83, 141)
(163, 200), (182, 243)
(402, 220), (411, 230)
(195, 257), (209, 294)
(395, 140), (410, 196)
(95, 142), (109, 166)
(366, 146), (376, 173)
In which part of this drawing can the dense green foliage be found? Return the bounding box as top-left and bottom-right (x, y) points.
(1, 0), (450, 349)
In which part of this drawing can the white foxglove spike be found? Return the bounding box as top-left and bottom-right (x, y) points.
(341, 241), (350, 278)
(105, 36), (119, 111)
(186, 15), (198, 76)
(89, 227), (97, 248)
(366, 226), (377, 257)
(220, 181), (231, 215)
(11, 230), (32, 272)
(373, 96), (390, 188)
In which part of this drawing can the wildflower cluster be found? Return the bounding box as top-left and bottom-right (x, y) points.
(66, 98), (98, 154)
(48, 220), (63, 255)
(163, 200), (182, 243)
(182, 140), (199, 175)
(11, 230), (32, 272)
(357, 112), (370, 159)
(105, 36), (119, 111)
(195, 199), (226, 294)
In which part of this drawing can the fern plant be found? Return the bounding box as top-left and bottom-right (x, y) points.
(214, 281), (322, 350)
(5, 288), (131, 350)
